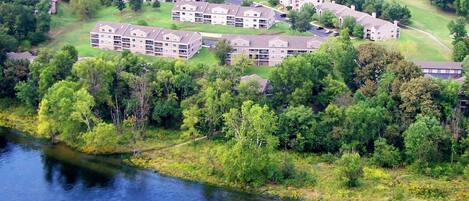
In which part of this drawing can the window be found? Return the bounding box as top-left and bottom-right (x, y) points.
(165, 43), (168, 46)
(133, 33), (136, 36)
(132, 39), (136, 42)
(102, 29), (105, 32)
(109, 29), (112, 32)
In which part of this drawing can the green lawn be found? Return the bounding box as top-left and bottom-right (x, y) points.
(353, 28), (452, 61)
(44, 2), (310, 65)
(371, 0), (469, 61)
(245, 66), (274, 78)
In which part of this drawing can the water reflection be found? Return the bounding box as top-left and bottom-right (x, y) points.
(0, 128), (278, 201)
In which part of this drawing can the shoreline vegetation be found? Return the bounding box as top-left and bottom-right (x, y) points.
(1, 99), (468, 201)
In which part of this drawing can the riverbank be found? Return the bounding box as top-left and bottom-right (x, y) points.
(1, 99), (468, 201)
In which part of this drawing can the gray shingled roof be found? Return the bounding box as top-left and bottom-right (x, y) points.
(173, 2), (275, 18)
(6, 52), (35, 62)
(91, 22), (201, 43)
(414, 61), (463, 70)
(316, 2), (396, 29)
(222, 34), (325, 49)
(240, 74), (269, 93)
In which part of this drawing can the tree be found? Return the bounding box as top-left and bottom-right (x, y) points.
(381, 2), (412, 25)
(400, 77), (441, 120)
(241, 0), (253, 6)
(319, 11), (337, 28)
(341, 16), (357, 34)
(114, 0), (126, 12)
(129, 0), (143, 12)
(453, 40), (469, 61)
(448, 17), (468, 44)
(207, 0), (225, 3)
(81, 122), (120, 153)
(214, 39), (232, 65)
(277, 105), (316, 152)
(352, 24), (364, 38)
(152, 0), (160, 8)
(70, 0), (101, 20)
(1, 59), (29, 97)
(38, 81), (95, 143)
(181, 105), (201, 140)
(71, 88), (97, 132)
(372, 138), (401, 168)
(336, 152), (363, 187)
(221, 101), (278, 185)
(72, 57), (115, 107)
(268, 0), (279, 6)
(0, 31), (18, 64)
(404, 115), (449, 163)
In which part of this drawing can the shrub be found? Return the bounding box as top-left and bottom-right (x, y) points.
(81, 122), (121, 153)
(372, 138), (401, 168)
(336, 152), (363, 187)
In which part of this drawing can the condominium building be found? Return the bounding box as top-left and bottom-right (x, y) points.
(90, 22), (202, 60)
(223, 34), (325, 66)
(280, 0), (323, 11)
(315, 2), (400, 40)
(414, 61), (463, 79)
(172, 2), (276, 29)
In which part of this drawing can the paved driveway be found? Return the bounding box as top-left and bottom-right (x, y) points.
(308, 25), (332, 37)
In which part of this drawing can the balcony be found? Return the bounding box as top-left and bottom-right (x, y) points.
(145, 45), (153, 51)
(114, 41), (121, 45)
(91, 34), (99, 38)
(122, 38), (130, 42)
(155, 42), (163, 47)
(145, 40), (153, 45)
(259, 20), (267, 23)
(155, 48), (163, 52)
(113, 36), (121, 40)
(203, 15), (211, 19)
(172, 12), (180, 16)
(91, 39), (99, 44)
(195, 13), (203, 17)
(179, 50), (188, 55)
(235, 18), (243, 22)
(259, 49), (269, 54)
(203, 20), (211, 24)
(235, 23), (243, 27)
(123, 43), (130, 48)
(179, 44), (188, 49)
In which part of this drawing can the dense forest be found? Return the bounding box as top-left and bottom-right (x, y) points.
(429, 0), (469, 18)
(1, 28), (469, 187)
(0, 1), (469, 197)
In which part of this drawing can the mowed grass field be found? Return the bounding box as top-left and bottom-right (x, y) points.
(44, 2), (307, 62)
(365, 0), (469, 61)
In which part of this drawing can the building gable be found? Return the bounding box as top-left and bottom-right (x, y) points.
(163, 33), (181, 42)
(181, 4), (196, 11)
(244, 10), (261, 17)
(268, 38), (288, 48)
(231, 38), (250, 46)
(131, 29), (147, 37)
(99, 25), (115, 33)
(212, 7), (228, 14)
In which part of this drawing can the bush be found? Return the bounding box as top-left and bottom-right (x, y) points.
(372, 138), (400, 168)
(81, 122), (121, 153)
(136, 19), (148, 26)
(464, 165), (469, 178)
(336, 152), (363, 187)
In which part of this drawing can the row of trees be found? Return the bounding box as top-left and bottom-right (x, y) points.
(333, 0), (412, 25)
(448, 17), (469, 61)
(0, 0), (51, 63)
(2, 30), (469, 187)
(430, 0), (469, 18)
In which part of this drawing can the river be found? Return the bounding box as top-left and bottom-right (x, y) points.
(0, 127), (278, 201)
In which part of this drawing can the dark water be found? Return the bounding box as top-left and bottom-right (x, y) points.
(0, 127), (276, 201)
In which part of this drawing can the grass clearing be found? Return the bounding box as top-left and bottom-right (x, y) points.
(245, 66), (274, 78)
(44, 2), (307, 65)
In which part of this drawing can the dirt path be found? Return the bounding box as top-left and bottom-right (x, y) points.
(402, 25), (451, 52)
(134, 136), (208, 155)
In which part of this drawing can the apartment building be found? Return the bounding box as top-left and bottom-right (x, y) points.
(90, 22), (202, 60)
(315, 2), (400, 40)
(172, 2), (276, 29)
(223, 34), (325, 66)
(280, 0), (323, 11)
(414, 61), (463, 79)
